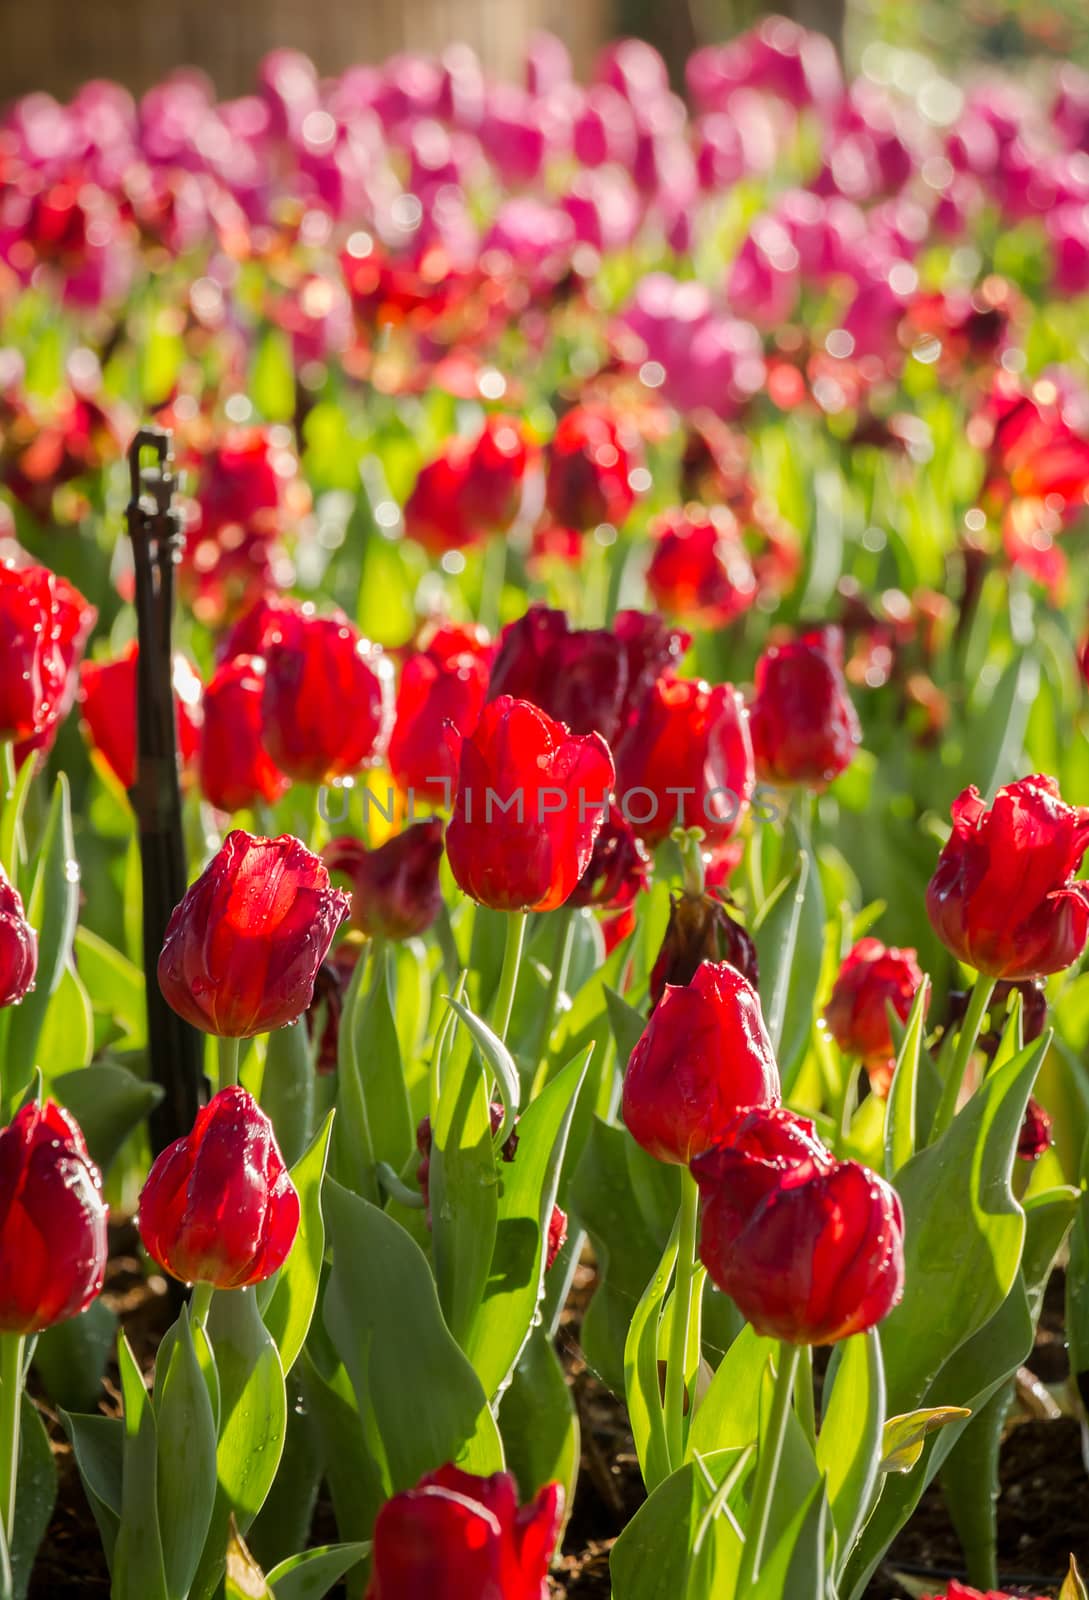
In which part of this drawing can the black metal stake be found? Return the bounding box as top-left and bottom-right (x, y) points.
(126, 428), (205, 1156)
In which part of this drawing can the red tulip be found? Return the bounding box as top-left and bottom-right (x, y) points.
(614, 676), (754, 848)
(1017, 1097), (1052, 1162)
(645, 505), (758, 628)
(158, 830), (351, 1037)
(921, 1584), (1047, 1600)
(569, 813), (651, 910)
(0, 1101), (108, 1333)
(404, 417), (536, 555)
(0, 866), (37, 1008)
(79, 642), (203, 792)
(749, 626), (861, 787)
(366, 1465), (562, 1600)
(194, 427), (302, 540)
(403, 449), (476, 554)
(11, 571), (98, 771)
(648, 892), (758, 1009)
(545, 406), (639, 531)
(926, 775), (1089, 980)
(261, 607), (395, 784)
(388, 624), (493, 803)
(692, 1105), (905, 1344)
(823, 937), (926, 1093)
(445, 696), (615, 913)
(198, 655), (289, 815)
(215, 594), (302, 665)
(325, 819), (445, 940)
(137, 1086), (299, 1289)
(623, 961), (780, 1166)
(0, 561), (96, 741)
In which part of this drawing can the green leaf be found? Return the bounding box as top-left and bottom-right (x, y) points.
(603, 986), (648, 1071)
(816, 1332), (884, 1574)
(1066, 1131), (1089, 1396)
(333, 947), (413, 1203)
(879, 1408), (972, 1474)
(34, 961), (94, 1079)
(322, 1180), (502, 1492)
(57, 1411), (122, 1565)
(884, 978), (931, 1178)
(10, 1398), (56, 1600)
(73, 927), (146, 1048)
(113, 1334), (169, 1600)
(7, 775), (80, 1087)
(688, 1324), (773, 1458)
(499, 1328), (580, 1512)
(259, 1112), (334, 1377)
(297, 1342), (383, 1572)
(624, 1220), (679, 1492)
(1061, 1555), (1089, 1600)
(265, 1541), (372, 1600)
(52, 1065), (163, 1174)
(610, 1449), (747, 1600)
(753, 1476), (827, 1600)
(261, 1024), (314, 1170)
(445, 994), (520, 1149)
(34, 1296), (117, 1412)
(156, 1315), (218, 1600)
(465, 1049), (588, 1400)
(251, 327), (296, 422)
(753, 840), (825, 1088)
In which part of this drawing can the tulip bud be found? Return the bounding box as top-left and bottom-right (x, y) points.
(623, 961), (780, 1166)
(198, 654), (289, 814)
(692, 1105), (905, 1344)
(648, 892), (758, 1009)
(325, 819), (445, 941)
(445, 696), (615, 913)
(823, 937), (926, 1094)
(261, 607), (394, 784)
(0, 561), (96, 741)
(138, 1086), (300, 1288)
(545, 405), (639, 530)
(158, 830), (351, 1037)
(749, 626), (861, 788)
(926, 775), (1089, 980)
(0, 866), (37, 1007)
(1017, 1097), (1052, 1163)
(365, 1465), (562, 1600)
(0, 1101), (108, 1333)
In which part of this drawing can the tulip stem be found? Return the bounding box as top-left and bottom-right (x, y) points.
(0, 1333), (24, 1548)
(737, 1341), (800, 1594)
(675, 828), (706, 898)
(479, 535), (507, 636)
(218, 1036), (240, 1090)
(531, 906), (576, 1085)
(931, 973), (996, 1142)
(189, 1281), (214, 1329)
(493, 911), (527, 1045)
(794, 1347), (817, 1448)
(665, 1168), (702, 1470)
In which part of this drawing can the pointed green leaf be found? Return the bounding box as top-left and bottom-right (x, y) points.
(817, 1332), (884, 1572)
(880, 1407), (971, 1474)
(113, 1335), (169, 1600)
(445, 994), (520, 1149)
(7, 775), (80, 1082)
(259, 1112), (334, 1376)
(265, 1541), (372, 1600)
(884, 979), (930, 1178)
(156, 1316), (218, 1600)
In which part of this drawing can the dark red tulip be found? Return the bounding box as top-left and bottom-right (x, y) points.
(749, 626), (861, 788)
(569, 812), (651, 910)
(137, 1086), (300, 1288)
(648, 892), (758, 1010)
(261, 607), (395, 784)
(0, 561), (96, 741)
(445, 696), (615, 913)
(614, 676), (754, 849)
(0, 866), (37, 1008)
(488, 606), (688, 747)
(623, 961), (780, 1166)
(926, 775), (1089, 980)
(365, 1465), (562, 1600)
(823, 937), (926, 1094)
(545, 406), (639, 530)
(692, 1105), (905, 1345)
(645, 505), (758, 628)
(198, 655), (289, 815)
(1017, 1098), (1052, 1163)
(388, 624), (493, 803)
(307, 939), (362, 1075)
(79, 642), (203, 792)
(158, 830), (351, 1037)
(325, 819), (445, 941)
(0, 1101), (107, 1334)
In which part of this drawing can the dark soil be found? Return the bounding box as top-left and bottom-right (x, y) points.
(26, 1241), (1089, 1600)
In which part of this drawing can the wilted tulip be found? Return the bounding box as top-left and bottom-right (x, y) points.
(0, 561), (96, 741)
(749, 626), (861, 787)
(79, 641), (203, 793)
(261, 607), (395, 784)
(158, 831), (351, 1037)
(198, 655), (289, 814)
(365, 1465), (562, 1600)
(0, 1102), (108, 1333)
(623, 961), (780, 1165)
(692, 1105), (905, 1344)
(445, 696), (615, 912)
(325, 819), (445, 941)
(0, 866), (37, 1008)
(926, 775), (1089, 980)
(823, 937), (926, 1093)
(648, 891), (758, 1009)
(138, 1086), (299, 1288)
(569, 812), (650, 910)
